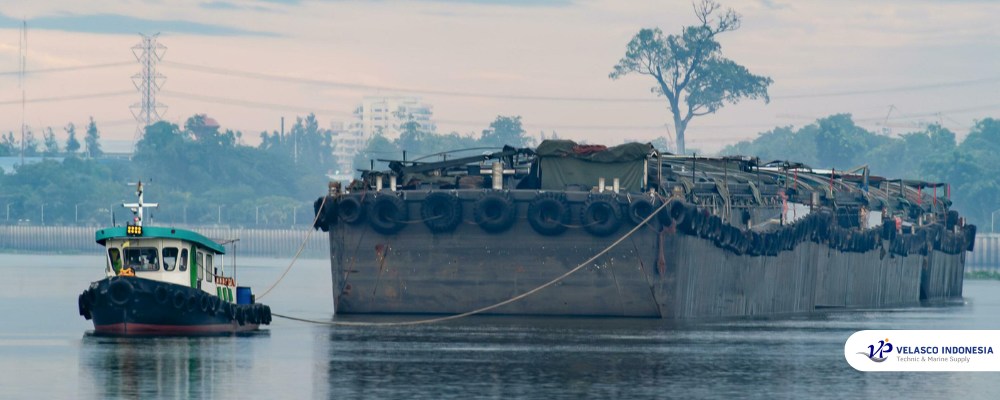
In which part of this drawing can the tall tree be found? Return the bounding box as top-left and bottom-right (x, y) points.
(354, 132), (399, 172)
(287, 113), (333, 169)
(42, 127), (59, 156)
(812, 114), (869, 169)
(65, 123), (80, 155)
(397, 120), (429, 155)
(609, 0), (772, 154)
(84, 117), (102, 158)
(0, 132), (15, 156)
(480, 115), (532, 147)
(22, 127), (39, 157)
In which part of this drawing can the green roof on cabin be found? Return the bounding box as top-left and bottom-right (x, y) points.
(95, 226), (226, 254)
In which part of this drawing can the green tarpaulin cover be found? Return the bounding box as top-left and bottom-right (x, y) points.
(536, 140), (653, 192)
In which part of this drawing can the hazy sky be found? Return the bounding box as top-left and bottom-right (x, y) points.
(1, 0), (998, 153)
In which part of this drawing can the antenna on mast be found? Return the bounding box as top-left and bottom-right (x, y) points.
(123, 180), (158, 227)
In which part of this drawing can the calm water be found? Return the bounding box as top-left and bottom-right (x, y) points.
(1, 253), (999, 399)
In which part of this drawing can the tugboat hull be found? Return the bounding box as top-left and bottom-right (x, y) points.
(79, 277), (271, 335)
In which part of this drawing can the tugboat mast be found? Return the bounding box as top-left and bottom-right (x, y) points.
(123, 180), (158, 226)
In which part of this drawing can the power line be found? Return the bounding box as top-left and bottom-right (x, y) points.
(161, 88), (1000, 134)
(162, 60), (1000, 102)
(0, 91), (134, 106)
(4, 87), (995, 136)
(159, 90), (354, 117)
(773, 77), (1000, 100)
(0, 61), (134, 76)
(161, 60), (663, 103)
(159, 89), (674, 131)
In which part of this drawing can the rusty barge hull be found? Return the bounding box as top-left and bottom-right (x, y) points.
(324, 191), (968, 319)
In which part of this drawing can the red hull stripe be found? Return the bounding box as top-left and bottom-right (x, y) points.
(95, 322), (259, 335)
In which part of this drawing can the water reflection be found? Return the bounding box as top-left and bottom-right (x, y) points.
(317, 309), (996, 399)
(79, 332), (269, 399)
(318, 317), (804, 398)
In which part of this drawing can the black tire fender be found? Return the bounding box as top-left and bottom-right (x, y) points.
(313, 196), (338, 231)
(338, 195), (366, 225)
(668, 200), (688, 225)
(627, 197), (656, 226)
(581, 195), (623, 237)
(173, 290), (186, 309)
(200, 295), (212, 313)
(78, 293), (91, 319)
(154, 286), (169, 305)
(108, 279), (133, 306)
(527, 192), (570, 236)
(368, 195), (408, 235)
(421, 192), (463, 233)
(473, 192), (518, 234)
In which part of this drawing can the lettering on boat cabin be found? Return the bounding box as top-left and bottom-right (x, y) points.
(215, 276), (236, 287)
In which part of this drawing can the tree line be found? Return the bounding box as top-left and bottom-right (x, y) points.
(0, 117), (103, 158)
(0, 113), (536, 228)
(720, 114), (1000, 230)
(0, 113), (334, 227)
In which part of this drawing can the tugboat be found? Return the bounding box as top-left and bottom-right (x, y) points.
(78, 181), (271, 335)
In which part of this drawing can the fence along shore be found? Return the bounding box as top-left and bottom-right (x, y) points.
(0, 225), (329, 259)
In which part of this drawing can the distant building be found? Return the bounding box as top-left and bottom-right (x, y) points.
(329, 96), (437, 179)
(329, 121), (359, 181)
(352, 96), (436, 141)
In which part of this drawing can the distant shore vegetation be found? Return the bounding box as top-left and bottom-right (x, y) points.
(1, 113), (999, 231)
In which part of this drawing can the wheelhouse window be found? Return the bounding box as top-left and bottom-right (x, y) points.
(205, 254), (214, 282)
(124, 247), (159, 271)
(197, 251), (205, 281)
(163, 248), (179, 271)
(108, 248), (122, 273)
(179, 249), (188, 272)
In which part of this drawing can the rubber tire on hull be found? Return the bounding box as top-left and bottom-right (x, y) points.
(527, 193), (570, 236)
(669, 201), (689, 225)
(154, 286), (169, 305)
(368, 195), (408, 235)
(313, 196), (338, 232)
(581, 195), (622, 237)
(78, 293), (91, 319)
(338, 196), (366, 225)
(201, 295), (212, 312)
(236, 307), (247, 325)
(473, 192), (517, 234)
(627, 197), (656, 226)
(108, 279), (133, 306)
(173, 290), (186, 309)
(421, 192), (463, 233)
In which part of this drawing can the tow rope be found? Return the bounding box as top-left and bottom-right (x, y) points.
(272, 198), (670, 327)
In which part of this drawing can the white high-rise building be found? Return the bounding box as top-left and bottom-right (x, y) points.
(329, 121), (358, 181)
(352, 96), (436, 140)
(330, 96), (436, 180)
